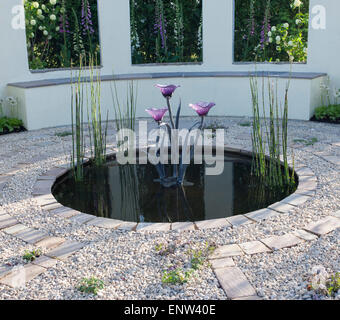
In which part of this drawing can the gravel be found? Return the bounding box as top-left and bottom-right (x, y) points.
(0, 117), (339, 300)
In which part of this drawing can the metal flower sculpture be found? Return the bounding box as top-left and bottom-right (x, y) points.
(146, 84), (215, 187)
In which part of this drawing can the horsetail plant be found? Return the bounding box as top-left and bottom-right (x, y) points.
(70, 58), (86, 182)
(250, 74), (295, 190)
(87, 55), (108, 166)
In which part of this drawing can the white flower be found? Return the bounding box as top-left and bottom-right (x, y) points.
(271, 26), (276, 32)
(276, 46), (281, 51)
(296, 19), (301, 25)
(50, 14), (56, 21)
(283, 23), (289, 28)
(268, 31), (272, 37)
(293, 0), (302, 8)
(32, 2), (39, 9)
(38, 26), (43, 30)
(276, 36), (281, 41)
(43, 30), (49, 36)
(50, 0), (57, 5)
(289, 56), (295, 61)
(288, 41), (293, 46)
(41, 4), (46, 10)
(38, 15), (45, 20)
(268, 37), (273, 43)
(37, 9), (42, 15)
(30, 19), (36, 26)
(55, 26), (60, 32)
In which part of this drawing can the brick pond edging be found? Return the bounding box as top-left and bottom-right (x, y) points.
(0, 144), (339, 298)
(31, 146), (319, 232)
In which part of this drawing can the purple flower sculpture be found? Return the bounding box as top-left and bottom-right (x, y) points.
(145, 108), (168, 122)
(155, 84), (180, 98)
(189, 102), (216, 117)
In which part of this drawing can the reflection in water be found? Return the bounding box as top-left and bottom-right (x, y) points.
(52, 153), (296, 223)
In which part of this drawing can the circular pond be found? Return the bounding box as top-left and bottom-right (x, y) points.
(52, 151), (297, 223)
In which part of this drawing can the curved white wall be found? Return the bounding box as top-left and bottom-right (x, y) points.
(0, 0), (338, 129)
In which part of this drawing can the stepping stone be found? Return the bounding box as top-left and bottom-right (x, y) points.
(0, 264), (46, 287)
(295, 167), (315, 176)
(46, 241), (86, 261)
(0, 215), (18, 230)
(210, 258), (235, 269)
(3, 224), (29, 235)
(68, 213), (95, 225)
(195, 218), (231, 230)
(239, 241), (272, 255)
(245, 208), (280, 222)
(210, 244), (243, 259)
(281, 194), (311, 206)
(0, 266), (12, 279)
(86, 217), (122, 229)
(293, 229), (318, 241)
(226, 215), (253, 227)
(15, 228), (48, 244)
(35, 236), (66, 250)
(136, 223), (171, 232)
(304, 216), (340, 236)
(171, 222), (196, 232)
(268, 202), (296, 213)
(214, 267), (257, 299)
(261, 234), (303, 251)
(321, 155), (340, 166)
(32, 256), (58, 269)
(118, 222), (138, 231)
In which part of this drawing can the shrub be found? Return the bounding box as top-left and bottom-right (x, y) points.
(314, 105), (340, 123)
(0, 117), (25, 134)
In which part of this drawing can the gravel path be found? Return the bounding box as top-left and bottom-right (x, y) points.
(0, 117), (339, 300)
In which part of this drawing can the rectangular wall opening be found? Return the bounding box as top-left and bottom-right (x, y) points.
(234, 0), (309, 63)
(24, 0), (101, 70)
(130, 0), (203, 65)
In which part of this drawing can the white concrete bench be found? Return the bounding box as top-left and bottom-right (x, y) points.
(7, 71), (326, 130)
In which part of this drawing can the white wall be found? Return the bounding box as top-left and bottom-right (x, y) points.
(0, 0), (339, 129)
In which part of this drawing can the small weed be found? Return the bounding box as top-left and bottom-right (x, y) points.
(293, 137), (318, 146)
(22, 249), (42, 262)
(78, 277), (104, 295)
(326, 272), (340, 297)
(162, 267), (192, 285)
(239, 121), (252, 127)
(154, 242), (176, 256)
(55, 131), (72, 137)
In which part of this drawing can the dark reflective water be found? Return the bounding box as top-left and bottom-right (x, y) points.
(52, 152), (296, 223)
